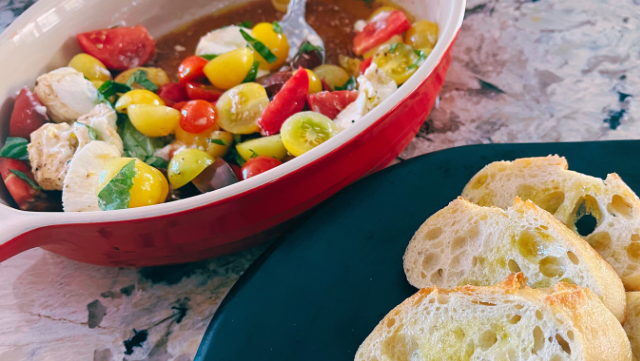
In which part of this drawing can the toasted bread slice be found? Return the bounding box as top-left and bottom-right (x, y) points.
(625, 292), (640, 361)
(355, 274), (631, 361)
(461, 155), (640, 291)
(403, 197), (625, 322)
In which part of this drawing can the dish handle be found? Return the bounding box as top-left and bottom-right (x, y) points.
(0, 205), (50, 263)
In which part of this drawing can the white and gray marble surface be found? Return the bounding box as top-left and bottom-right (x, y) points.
(1, 0), (639, 360)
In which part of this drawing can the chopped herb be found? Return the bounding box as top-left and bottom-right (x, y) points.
(240, 29), (278, 64)
(98, 159), (136, 211)
(389, 43), (399, 53)
(335, 76), (356, 91)
(242, 61), (261, 83)
(210, 138), (231, 146)
(144, 156), (168, 169)
(223, 147), (246, 166)
(0, 137), (29, 161)
(98, 80), (132, 100)
(10, 169), (41, 189)
(75, 122), (99, 141)
(249, 149), (258, 158)
(239, 20), (253, 28)
(296, 42), (324, 58)
(117, 113), (169, 164)
(407, 49), (427, 70)
(200, 54), (217, 61)
(126, 70), (159, 91)
(272, 21), (283, 34)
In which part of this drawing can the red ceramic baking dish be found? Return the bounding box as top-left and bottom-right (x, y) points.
(0, 0), (465, 266)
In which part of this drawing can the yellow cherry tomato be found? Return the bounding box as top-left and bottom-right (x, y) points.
(203, 48), (254, 90)
(405, 20), (438, 52)
(115, 89), (164, 113)
(313, 65), (350, 90)
(92, 80), (105, 89)
(363, 34), (404, 59)
(251, 22), (289, 71)
(271, 0), (289, 12)
(372, 43), (421, 85)
(69, 53), (112, 82)
(236, 134), (287, 161)
(97, 158), (168, 208)
(175, 124), (234, 159)
(216, 83), (269, 134)
(368, 6), (398, 21)
(295, 68), (322, 94)
(281, 111), (337, 157)
(338, 55), (362, 77)
(128, 104), (180, 137)
(168, 149), (214, 189)
(114, 67), (170, 89)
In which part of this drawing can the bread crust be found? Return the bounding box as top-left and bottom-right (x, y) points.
(403, 197), (626, 322)
(355, 274), (632, 361)
(461, 156), (640, 291)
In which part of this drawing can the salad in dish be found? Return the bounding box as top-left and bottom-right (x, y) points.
(0, 0), (438, 213)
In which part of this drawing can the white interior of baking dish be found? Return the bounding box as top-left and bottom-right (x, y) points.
(0, 0), (465, 228)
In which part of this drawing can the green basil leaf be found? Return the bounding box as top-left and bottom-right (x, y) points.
(242, 61), (261, 83)
(116, 113), (167, 160)
(0, 137), (29, 161)
(200, 54), (218, 61)
(335, 76), (356, 91)
(296, 42), (324, 57)
(9, 169), (41, 189)
(389, 43), (399, 53)
(98, 159), (136, 211)
(407, 49), (427, 70)
(239, 20), (253, 28)
(272, 21), (283, 34)
(126, 70), (159, 92)
(98, 80), (132, 99)
(240, 29), (278, 64)
(144, 156), (168, 169)
(209, 138), (231, 146)
(75, 122), (99, 141)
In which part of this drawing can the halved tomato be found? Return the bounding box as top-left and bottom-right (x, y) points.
(353, 11), (411, 56)
(185, 81), (224, 102)
(10, 87), (48, 139)
(359, 57), (373, 74)
(156, 83), (189, 106)
(307, 91), (358, 120)
(77, 26), (156, 71)
(0, 158), (59, 211)
(257, 67), (309, 136)
(178, 56), (209, 86)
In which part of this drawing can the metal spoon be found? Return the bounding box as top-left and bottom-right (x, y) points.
(279, 0), (326, 61)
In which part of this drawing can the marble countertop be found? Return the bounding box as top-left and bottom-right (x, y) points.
(1, 0), (639, 360)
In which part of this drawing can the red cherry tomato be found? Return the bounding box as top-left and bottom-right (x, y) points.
(230, 164), (243, 181)
(185, 81), (224, 102)
(10, 87), (49, 139)
(156, 83), (189, 106)
(257, 67), (309, 136)
(240, 156), (282, 180)
(360, 57), (373, 74)
(180, 100), (218, 134)
(353, 11), (411, 56)
(77, 26), (156, 71)
(307, 91), (359, 119)
(178, 56), (209, 86)
(0, 158), (59, 211)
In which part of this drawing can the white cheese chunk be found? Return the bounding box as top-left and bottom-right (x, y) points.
(77, 103), (124, 155)
(334, 63), (397, 130)
(28, 122), (78, 190)
(196, 26), (250, 56)
(34, 67), (99, 123)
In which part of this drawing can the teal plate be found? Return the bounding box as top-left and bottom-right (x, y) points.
(196, 141), (640, 361)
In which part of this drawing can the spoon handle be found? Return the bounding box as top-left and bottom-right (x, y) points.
(282, 0), (307, 22)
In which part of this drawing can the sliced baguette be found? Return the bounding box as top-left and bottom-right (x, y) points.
(355, 274), (631, 361)
(461, 155), (640, 291)
(625, 292), (640, 361)
(403, 197), (626, 322)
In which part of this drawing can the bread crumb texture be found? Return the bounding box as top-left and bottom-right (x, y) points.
(461, 156), (640, 291)
(355, 274), (631, 361)
(403, 197), (625, 322)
